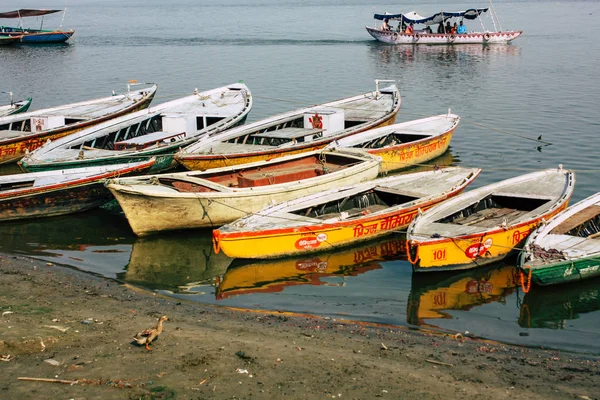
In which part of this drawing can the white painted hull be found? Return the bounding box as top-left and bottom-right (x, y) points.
(107, 149), (381, 236)
(366, 27), (522, 45)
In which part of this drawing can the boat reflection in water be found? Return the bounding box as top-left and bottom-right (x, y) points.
(119, 232), (233, 293)
(407, 263), (520, 326)
(216, 236), (407, 300)
(519, 277), (600, 329)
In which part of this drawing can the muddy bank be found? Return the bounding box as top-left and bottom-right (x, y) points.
(1, 253), (598, 400)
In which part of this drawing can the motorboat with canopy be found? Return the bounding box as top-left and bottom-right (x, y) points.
(366, 4), (521, 45)
(0, 9), (74, 43)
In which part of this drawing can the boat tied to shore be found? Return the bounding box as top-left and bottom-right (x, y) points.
(0, 9), (75, 44)
(0, 82), (157, 165)
(106, 148), (382, 236)
(406, 166), (575, 272)
(366, 3), (522, 45)
(18, 83), (252, 173)
(213, 166), (481, 259)
(518, 192), (600, 288)
(174, 80), (401, 171)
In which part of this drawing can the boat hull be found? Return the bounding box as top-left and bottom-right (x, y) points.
(0, 161), (155, 221)
(410, 205), (568, 272)
(0, 27), (74, 43)
(366, 27), (522, 45)
(526, 257), (600, 286)
(175, 116), (397, 171)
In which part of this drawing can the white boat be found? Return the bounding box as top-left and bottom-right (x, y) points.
(0, 91), (31, 117)
(0, 82), (157, 165)
(106, 148), (381, 236)
(366, 6), (522, 45)
(18, 83), (252, 173)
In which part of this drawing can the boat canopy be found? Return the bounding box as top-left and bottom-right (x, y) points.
(374, 9), (488, 25)
(0, 9), (63, 19)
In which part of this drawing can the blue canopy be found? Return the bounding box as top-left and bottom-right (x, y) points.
(374, 9), (488, 25)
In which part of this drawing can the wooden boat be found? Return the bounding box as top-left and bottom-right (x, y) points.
(0, 82), (157, 165)
(0, 35), (22, 46)
(407, 263), (519, 326)
(327, 112), (458, 174)
(366, 7), (522, 45)
(213, 167), (481, 259)
(406, 166), (575, 272)
(0, 158), (156, 222)
(0, 9), (74, 44)
(0, 92), (31, 116)
(518, 192), (600, 287)
(18, 83), (252, 173)
(174, 81), (401, 171)
(106, 148), (381, 236)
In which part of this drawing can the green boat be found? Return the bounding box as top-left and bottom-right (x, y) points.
(0, 91), (31, 117)
(519, 192), (600, 286)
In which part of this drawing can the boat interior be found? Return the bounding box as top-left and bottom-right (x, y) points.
(550, 205), (600, 238)
(354, 132), (431, 149)
(153, 153), (357, 192)
(292, 186), (421, 221)
(438, 194), (551, 228)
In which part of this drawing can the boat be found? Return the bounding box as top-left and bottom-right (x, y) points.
(0, 9), (75, 44)
(518, 192), (600, 287)
(213, 166), (481, 259)
(174, 81), (401, 171)
(106, 148), (381, 236)
(0, 159), (156, 222)
(0, 35), (22, 46)
(366, 6), (522, 45)
(407, 263), (519, 326)
(0, 81), (157, 165)
(0, 91), (31, 117)
(18, 83), (252, 173)
(406, 166), (575, 272)
(327, 112), (459, 174)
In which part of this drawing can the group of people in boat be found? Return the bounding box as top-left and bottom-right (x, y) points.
(381, 19), (467, 35)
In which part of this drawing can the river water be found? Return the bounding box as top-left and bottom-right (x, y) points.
(1, 0), (599, 354)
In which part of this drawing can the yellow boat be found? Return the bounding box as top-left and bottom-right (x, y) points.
(328, 112), (459, 174)
(407, 263), (519, 326)
(213, 167), (480, 259)
(215, 237), (408, 300)
(174, 81), (401, 171)
(0, 82), (157, 165)
(407, 166), (575, 272)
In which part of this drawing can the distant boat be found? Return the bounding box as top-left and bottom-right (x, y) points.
(407, 166), (575, 272)
(366, 6), (522, 45)
(0, 82), (157, 165)
(0, 9), (74, 44)
(327, 112), (459, 174)
(174, 81), (401, 171)
(106, 148), (381, 236)
(0, 159), (156, 222)
(518, 192), (600, 286)
(18, 83), (253, 173)
(213, 167), (480, 259)
(0, 91), (31, 117)
(0, 35), (22, 46)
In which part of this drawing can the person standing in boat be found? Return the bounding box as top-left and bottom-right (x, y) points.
(405, 23), (414, 34)
(437, 22), (445, 34)
(457, 20), (467, 34)
(382, 19), (390, 31)
(445, 21), (452, 33)
(451, 22), (458, 34)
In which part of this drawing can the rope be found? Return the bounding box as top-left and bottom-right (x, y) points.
(519, 266), (532, 293)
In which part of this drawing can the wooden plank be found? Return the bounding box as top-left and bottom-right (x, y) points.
(253, 127), (324, 140)
(551, 205), (600, 234)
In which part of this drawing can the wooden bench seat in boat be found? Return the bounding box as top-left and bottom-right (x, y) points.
(237, 165), (325, 188)
(114, 131), (186, 150)
(207, 141), (274, 154)
(453, 207), (528, 228)
(252, 127), (324, 140)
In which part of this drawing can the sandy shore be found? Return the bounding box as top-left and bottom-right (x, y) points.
(1, 252), (598, 400)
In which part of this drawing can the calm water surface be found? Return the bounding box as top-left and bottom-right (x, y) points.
(1, 0), (599, 353)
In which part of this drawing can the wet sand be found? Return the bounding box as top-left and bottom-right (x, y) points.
(1, 253), (598, 400)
